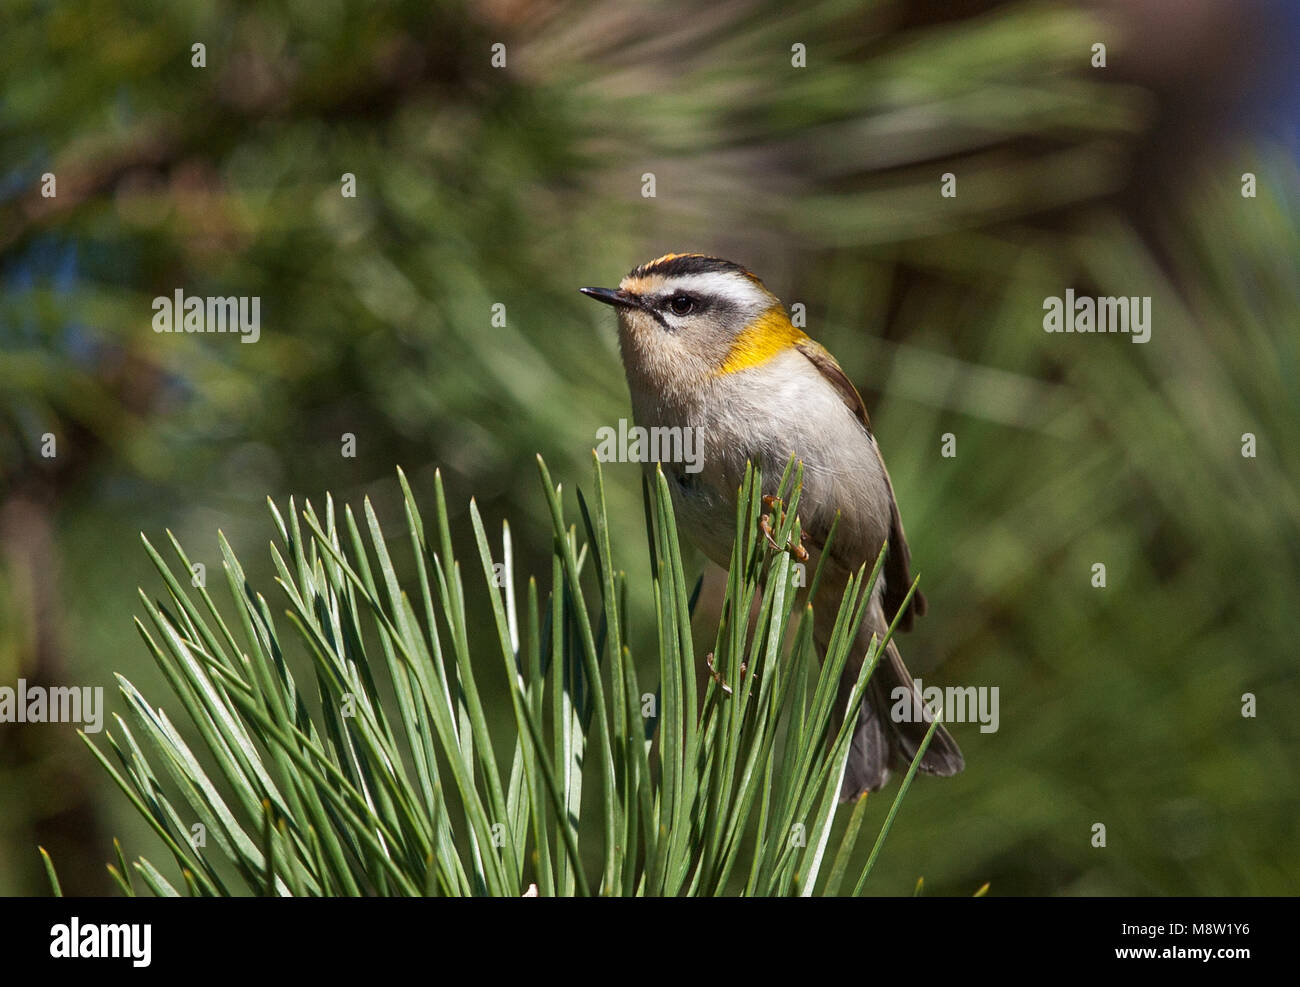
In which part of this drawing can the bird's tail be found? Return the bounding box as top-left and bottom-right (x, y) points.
(836, 633), (965, 801)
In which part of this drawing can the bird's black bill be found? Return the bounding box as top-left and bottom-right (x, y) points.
(579, 286), (639, 309)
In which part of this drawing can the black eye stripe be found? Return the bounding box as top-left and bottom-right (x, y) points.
(656, 292), (705, 311)
(637, 292), (741, 330)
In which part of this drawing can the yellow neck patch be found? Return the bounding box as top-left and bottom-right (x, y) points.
(717, 305), (807, 376)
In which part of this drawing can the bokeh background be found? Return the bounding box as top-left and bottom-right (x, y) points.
(2, 0), (1297, 895)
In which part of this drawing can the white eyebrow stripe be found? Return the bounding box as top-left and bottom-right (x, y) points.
(618, 268), (777, 310)
(657, 271), (772, 308)
(670, 272), (762, 305)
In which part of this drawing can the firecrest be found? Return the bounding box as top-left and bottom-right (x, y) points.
(581, 252), (964, 798)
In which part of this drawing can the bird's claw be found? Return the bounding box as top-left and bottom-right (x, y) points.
(759, 495), (808, 561)
(705, 652), (747, 697)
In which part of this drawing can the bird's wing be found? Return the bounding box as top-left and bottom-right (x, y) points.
(794, 339), (927, 631)
(794, 338), (872, 433)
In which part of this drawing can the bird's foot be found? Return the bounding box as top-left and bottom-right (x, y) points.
(759, 495), (809, 561)
(792, 535), (809, 563)
(705, 652), (747, 697)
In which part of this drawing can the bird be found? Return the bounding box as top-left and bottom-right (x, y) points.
(580, 252), (964, 799)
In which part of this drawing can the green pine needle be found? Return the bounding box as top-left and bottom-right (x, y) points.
(84, 457), (945, 896)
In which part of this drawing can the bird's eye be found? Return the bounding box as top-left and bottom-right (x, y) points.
(669, 294), (694, 315)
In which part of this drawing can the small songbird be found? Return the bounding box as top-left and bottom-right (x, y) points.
(581, 253), (964, 799)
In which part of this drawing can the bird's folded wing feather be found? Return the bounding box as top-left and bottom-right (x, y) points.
(794, 339), (927, 631)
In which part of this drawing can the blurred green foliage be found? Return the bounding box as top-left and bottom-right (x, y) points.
(1, 0), (1296, 894)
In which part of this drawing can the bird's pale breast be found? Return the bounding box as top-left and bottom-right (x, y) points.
(635, 346), (892, 573)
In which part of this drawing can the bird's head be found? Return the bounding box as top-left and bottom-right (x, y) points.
(581, 253), (805, 394)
